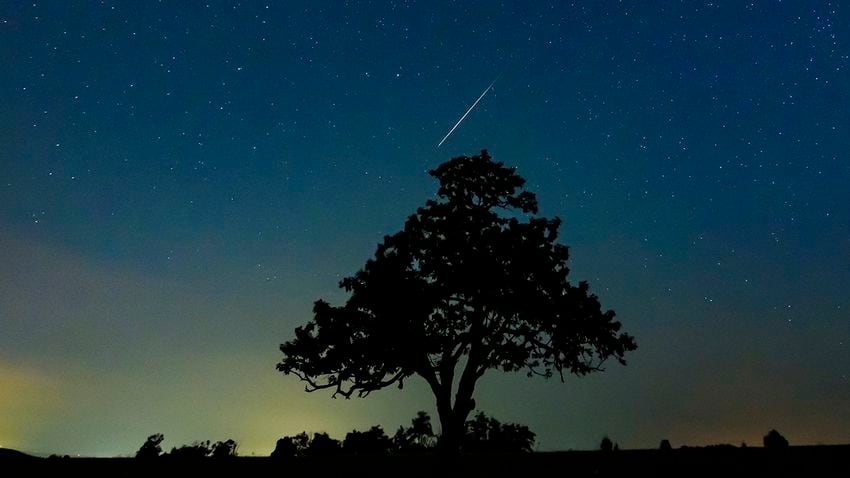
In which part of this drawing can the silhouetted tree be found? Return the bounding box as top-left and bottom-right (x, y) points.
(136, 433), (164, 459)
(271, 432), (309, 458)
(278, 150), (637, 453)
(463, 412), (535, 453)
(271, 437), (297, 458)
(499, 422), (536, 453)
(763, 429), (789, 448)
(393, 411), (438, 452)
(210, 439), (238, 458)
(292, 432), (310, 452)
(600, 436), (613, 452)
(706, 443), (736, 449)
(344, 425), (392, 454)
(168, 441), (211, 459)
(465, 412), (494, 447)
(659, 439), (672, 450)
(410, 411), (435, 441)
(392, 426), (414, 452)
(305, 432), (341, 456)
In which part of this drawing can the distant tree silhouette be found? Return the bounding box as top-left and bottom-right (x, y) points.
(343, 425), (392, 454)
(168, 441), (212, 459)
(410, 411), (435, 442)
(278, 150), (637, 453)
(136, 433), (164, 459)
(305, 432), (341, 456)
(659, 439), (672, 450)
(271, 437), (298, 458)
(706, 443), (737, 450)
(393, 411), (437, 452)
(271, 432), (309, 458)
(292, 432), (310, 452)
(600, 436), (613, 452)
(210, 439), (238, 458)
(463, 412), (535, 453)
(763, 429), (789, 448)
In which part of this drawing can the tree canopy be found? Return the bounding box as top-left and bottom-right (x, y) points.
(343, 426), (393, 455)
(278, 150), (637, 451)
(463, 412), (536, 453)
(135, 433), (164, 459)
(763, 429), (789, 448)
(393, 411), (437, 452)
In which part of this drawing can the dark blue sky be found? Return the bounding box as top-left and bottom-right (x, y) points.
(1, 1), (848, 455)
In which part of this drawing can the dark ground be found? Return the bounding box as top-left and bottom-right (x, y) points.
(3, 446), (849, 477)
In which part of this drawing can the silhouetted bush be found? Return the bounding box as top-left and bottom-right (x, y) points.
(271, 433), (307, 458)
(462, 412), (535, 453)
(600, 436), (613, 452)
(163, 438), (238, 459)
(306, 432), (341, 456)
(210, 439), (238, 458)
(136, 433), (164, 459)
(271, 431), (345, 457)
(706, 443), (737, 450)
(659, 439), (672, 450)
(168, 441), (212, 459)
(270, 410), (532, 457)
(763, 429), (789, 448)
(343, 425), (392, 454)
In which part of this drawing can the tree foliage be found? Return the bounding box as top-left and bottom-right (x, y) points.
(135, 433), (164, 459)
(343, 426), (392, 455)
(164, 439), (238, 459)
(210, 439), (238, 458)
(763, 429), (789, 448)
(272, 432), (341, 457)
(463, 412), (535, 453)
(168, 441), (212, 459)
(269, 411), (534, 456)
(271, 432), (309, 458)
(278, 150), (637, 451)
(305, 432), (341, 456)
(393, 411), (437, 452)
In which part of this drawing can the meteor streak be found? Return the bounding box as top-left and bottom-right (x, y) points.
(437, 79), (496, 147)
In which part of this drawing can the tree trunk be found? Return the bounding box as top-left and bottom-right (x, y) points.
(437, 410), (464, 454)
(436, 394), (475, 454)
(423, 351), (480, 454)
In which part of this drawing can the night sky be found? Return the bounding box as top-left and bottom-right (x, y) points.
(2, 1), (849, 456)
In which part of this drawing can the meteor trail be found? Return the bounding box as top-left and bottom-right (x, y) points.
(437, 79), (496, 147)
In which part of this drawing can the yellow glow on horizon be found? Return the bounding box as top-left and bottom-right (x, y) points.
(0, 360), (64, 451)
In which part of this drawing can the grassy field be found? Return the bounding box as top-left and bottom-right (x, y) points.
(4, 446), (849, 477)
